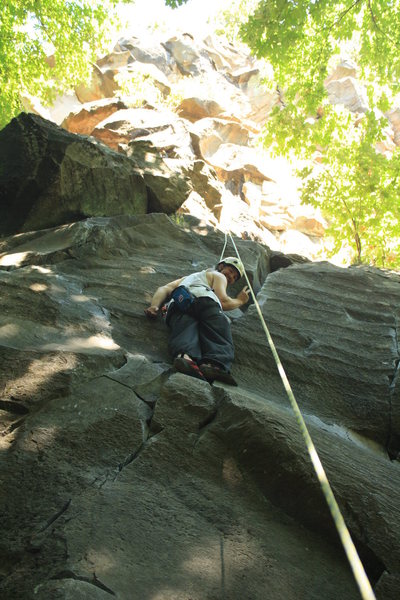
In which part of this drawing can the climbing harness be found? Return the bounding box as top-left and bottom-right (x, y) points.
(224, 230), (376, 600)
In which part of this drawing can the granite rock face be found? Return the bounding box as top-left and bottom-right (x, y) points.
(0, 213), (399, 599)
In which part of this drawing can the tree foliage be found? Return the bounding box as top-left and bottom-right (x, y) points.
(241, 0), (400, 117)
(300, 108), (400, 267)
(238, 0), (400, 268)
(164, 0), (188, 6)
(0, 1), (192, 131)
(0, 0), (133, 130)
(214, 0), (259, 42)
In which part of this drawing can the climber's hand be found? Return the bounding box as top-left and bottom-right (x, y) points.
(237, 286), (250, 306)
(144, 305), (159, 319)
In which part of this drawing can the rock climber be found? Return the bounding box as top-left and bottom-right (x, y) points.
(144, 257), (250, 383)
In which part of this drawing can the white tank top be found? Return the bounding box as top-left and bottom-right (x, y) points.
(180, 270), (221, 307)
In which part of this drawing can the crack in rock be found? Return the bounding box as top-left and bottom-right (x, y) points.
(39, 499), (72, 533)
(51, 570), (116, 596)
(1, 417), (26, 436)
(198, 409), (218, 432)
(0, 398), (29, 414)
(193, 385), (226, 448)
(387, 317), (400, 459)
(103, 374), (134, 394)
(115, 441), (147, 478)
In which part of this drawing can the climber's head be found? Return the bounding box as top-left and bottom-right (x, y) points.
(216, 257), (244, 285)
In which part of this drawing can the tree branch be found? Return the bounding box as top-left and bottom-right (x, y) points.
(367, 0), (399, 49)
(326, 0), (363, 34)
(325, 171), (362, 261)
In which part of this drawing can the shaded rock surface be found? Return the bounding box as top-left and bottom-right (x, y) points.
(0, 213), (399, 599)
(0, 113), (147, 235)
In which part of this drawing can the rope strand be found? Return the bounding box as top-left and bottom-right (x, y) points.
(227, 231), (376, 600)
(219, 231), (228, 262)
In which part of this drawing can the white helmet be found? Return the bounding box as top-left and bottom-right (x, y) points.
(217, 256), (244, 279)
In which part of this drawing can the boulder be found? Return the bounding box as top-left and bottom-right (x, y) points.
(91, 107), (194, 159)
(74, 40), (173, 104)
(259, 213), (293, 231)
(387, 107), (400, 146)
(96, 49), (134, 72)
(292, 216), (325, 237)
(62, 98), (129, 135)
(190, 117), (251, 155)
(203, 35), (256, 72)
(218, 190), (279, 249)
(182, 160), (223, 212)
(177, 97), (225, 122)
(189, 118), (282, 187)
(279, 229), (324, 258)
(242, 180), (262, 206)
(325, 76), (369, 113)
(75, 64), (117, 103)
(126, 140), (192, 213)
(177, 190), (221, 225)
(163, 34), (203, 76)
(325, 59), (358, 84)
(228, 66), (260, 86)
(115, 35), (174, 76)
(119, 60), (172, 96)
(235, 69), (278, 124)
(286, 203), (327, 235)
(234, 261), (400, 448)
(269, 250), (310, 271)
(0, 113), (147, 235)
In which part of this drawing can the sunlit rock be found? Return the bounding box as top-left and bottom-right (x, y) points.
(203, 34), (256, 72)
(387, 107), (400, 146)
(92, 106), (193, 158)
(22, 90), (82, 127)
(279, 229), (324, 258)
(177, 97), (225, 122)
(325, 76), (369, 113)
(259, 213), (293, 232)
(97, 49), (134, 72)
(75, 63), (117, 103)
(233, 68), (278, 125)
(177, 190), (220, 226)
(163, 34), (203, 76)
(62, 98), (128, 135)
(115, 35), (173, 75)
(325, 59), (358, 84)
(120, 60), (172, 96)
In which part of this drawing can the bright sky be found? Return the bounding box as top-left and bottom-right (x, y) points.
(117, 0), (231, 39)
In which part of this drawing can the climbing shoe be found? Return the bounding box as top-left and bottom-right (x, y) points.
(200, 364), (238, 386)
(173, 357), (207, 382)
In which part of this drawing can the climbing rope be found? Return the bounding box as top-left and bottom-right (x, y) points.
(225, 232), (376, 600)
(219, 231), (228, 262)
